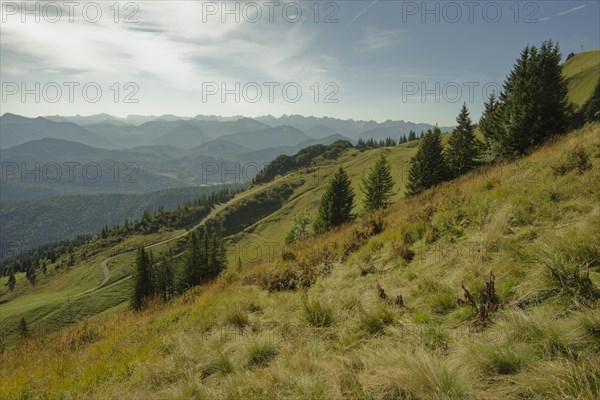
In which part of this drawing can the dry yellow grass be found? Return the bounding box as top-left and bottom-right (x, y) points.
(1, 123), (599, 399)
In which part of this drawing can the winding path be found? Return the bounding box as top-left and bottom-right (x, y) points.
(80, 201), (229, 296)
(83, 175), (291, 296)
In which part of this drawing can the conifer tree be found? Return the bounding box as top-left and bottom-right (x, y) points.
(405, 127), (449, 196)
(408, 130), (416, 141)
(207, 229), (226, 280)
(183, 231), (203, 289)
(479, 91), (503, 156)
(155, 251), (175, 302)
(446, 103), (479, 177)
(314, 166), (355, 233)
(285, 210), (313, 244)
(132, 246), (154, 310)
(7, 273), (16, 291)
(361, 153), (395, 212)
(483, 40), (569, 159)
(25, 264), (36, 286)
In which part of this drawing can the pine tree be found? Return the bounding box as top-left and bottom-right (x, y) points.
(156, 252), (175, 302)
(25, 264), (36, 286)
(7, 273), (16, 291)
(405, 127), (449, 196)
(285, 210), (313, 244)
(408, 130), (416, 141)
(207, 230), (226, 280)
(479, 91), (503, 156)
(446, 103), (479, 177)
(132, 246), (154, 310)
(314, 166), (355, 233)
(484, 40), (570, 159)
(361, 153), (395, 212)
(183, 231), (202, 289)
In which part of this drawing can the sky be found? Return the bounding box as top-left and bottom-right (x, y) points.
(1, 1), (599, 125)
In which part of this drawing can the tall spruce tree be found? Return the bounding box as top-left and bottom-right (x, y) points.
(314, 166), (355, 233)
(446, 103), (479, 177)
(183, 230), (203, 289)
(405, 127), (449, 196)
(182, 228), (226, 290)
(155, 251), (175, 302)
(132, 246), (153, 310)
(361, 153), (395, 212)
(480, 91), (503, 157)
(207, 229), (226, 280)
(484, 40), (569, 159)
(7, 273), (16, 291)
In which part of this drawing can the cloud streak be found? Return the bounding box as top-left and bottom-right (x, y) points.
(557, 4), (586, 16)
(358, 28), (406, 52)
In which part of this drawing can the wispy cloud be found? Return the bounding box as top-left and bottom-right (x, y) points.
(557, 4), (586, 16)
(358, 28), (406, 52)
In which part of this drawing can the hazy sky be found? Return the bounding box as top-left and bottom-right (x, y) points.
(1, 1), (598, 125)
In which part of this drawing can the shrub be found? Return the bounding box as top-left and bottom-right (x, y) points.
(281, 249), (297, 262)
(391, 240), (415, 263)
(545, 255), (597, 302)
(552, 145), (591, 175)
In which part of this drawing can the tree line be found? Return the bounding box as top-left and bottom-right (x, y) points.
(405, 40), (584, 196)
(356, 130), (423, 150)
(132, 226), (227, 310)
(1, 187), (241, 292)
(285, 151), (395, 242)
(287, 40), (587, 240)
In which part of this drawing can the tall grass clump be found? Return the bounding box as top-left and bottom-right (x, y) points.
(246, 340), (278, 367)
(303, 297), (335, 327)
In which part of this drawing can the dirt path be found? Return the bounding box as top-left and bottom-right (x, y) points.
(81, 178), (284, 296)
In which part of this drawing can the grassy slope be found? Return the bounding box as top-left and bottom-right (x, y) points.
(228, 141), (419, 267)
(563, 49), (600, 109)
(0, 231), (170, 341)
(1, 50), (596, 345)
(0, 142), (419, 344)
(1, 123), (598, 399)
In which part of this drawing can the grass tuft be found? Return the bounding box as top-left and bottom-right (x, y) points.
(247, 340), (278, 367)
(303, 297), (335, 327)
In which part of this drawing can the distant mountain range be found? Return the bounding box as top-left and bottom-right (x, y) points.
(1, 112), (451, 201)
